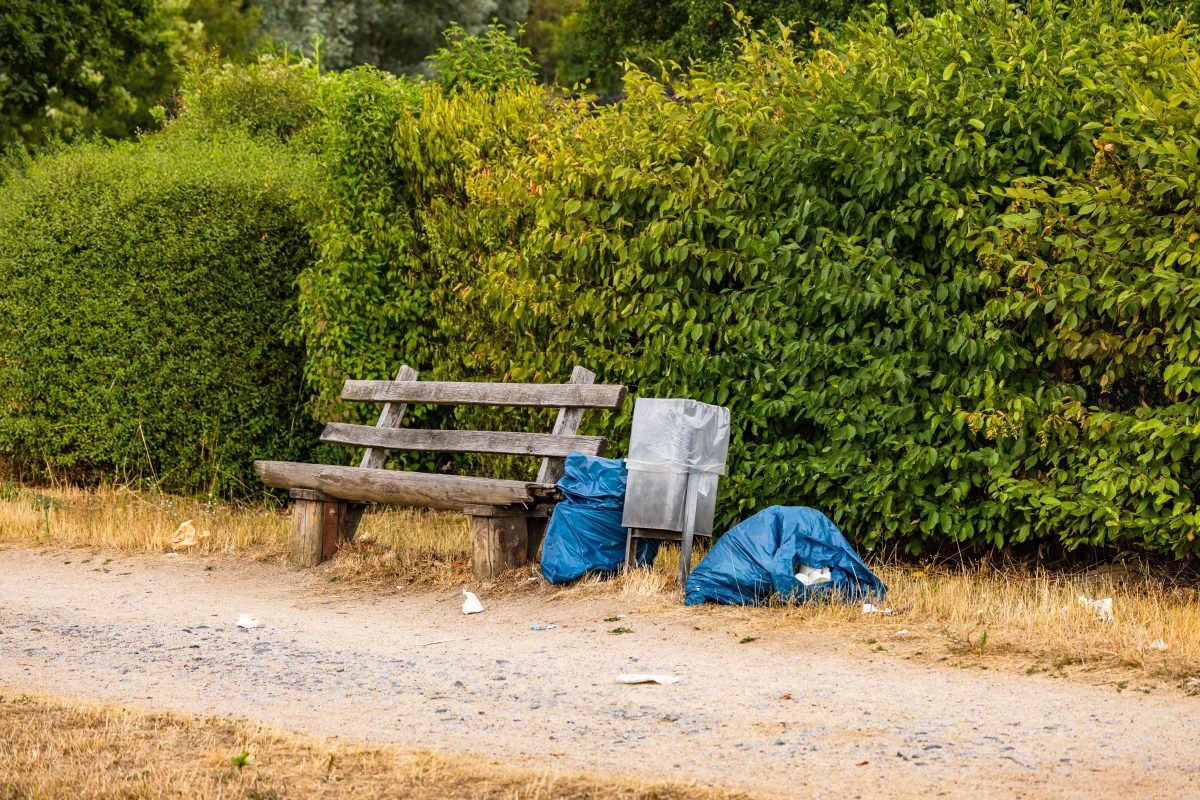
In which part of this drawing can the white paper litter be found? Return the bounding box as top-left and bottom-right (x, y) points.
(1078, 595), (1114, 623)
(617, 674), (680, 685)
(1150, 638), (1169, 651)
(236, 614), (261, 629)
(795, 564), (832, 587)
(171, 519), (211, 551)
(462, 589), (484, 614)
(896, 629), (909, 636)
(862, 602), (894, 615)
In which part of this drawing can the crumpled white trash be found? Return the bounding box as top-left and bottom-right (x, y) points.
(1078, 595), (1114, 622)
(617, 674), (680, 685)
(462, 589), (484, 615)
(236, 614), (261, 629)
(795, 564), (832, 587)
(171, 519), (211, 551)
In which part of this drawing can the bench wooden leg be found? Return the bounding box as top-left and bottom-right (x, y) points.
(465, 504), (530, 580)
(526, 516), (548, 563)
(289, 489), (353, 567)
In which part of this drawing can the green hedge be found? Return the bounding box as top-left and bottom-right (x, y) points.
(456, 0), (1200, 556)
(274, 0), (1200, 557)
(0, 133), (316, 495)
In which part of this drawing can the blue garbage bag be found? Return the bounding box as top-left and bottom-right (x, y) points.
(540, 453), (658, 584)
(684, 506), (885, 606)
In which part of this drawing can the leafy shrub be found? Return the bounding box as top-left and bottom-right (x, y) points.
(431, 22), (539, 93)
(552, 0), (940, 90)
(977, 27), (1200, 555)
(0, 133), (316, 495)
(283, 0), (1200, 556)
(295, 67), (548, 415)
(169, 52), (327, 143)
(445, 0), (1200, 557)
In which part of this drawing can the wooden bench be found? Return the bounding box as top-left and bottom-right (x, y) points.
(254, 365), (626, 578)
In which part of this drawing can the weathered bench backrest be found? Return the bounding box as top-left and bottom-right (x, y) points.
(320, 365), (626, 486)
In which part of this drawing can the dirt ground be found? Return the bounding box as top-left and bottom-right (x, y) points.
(1, 548), (1196, 799)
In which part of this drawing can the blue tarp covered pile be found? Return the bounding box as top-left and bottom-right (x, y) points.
(684, 506), (886, 606)
(540, 453), (658, 584)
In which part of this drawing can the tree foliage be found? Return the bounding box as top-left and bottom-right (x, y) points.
(255, 0), (530, 74)
(0, 0), (268, 147)
(550, 0), (933, 90)
(0, 0), (164, 146)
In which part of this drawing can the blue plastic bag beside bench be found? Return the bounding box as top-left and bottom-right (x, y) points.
(684, 506), (886, 606)
(540, 453), (658, 584)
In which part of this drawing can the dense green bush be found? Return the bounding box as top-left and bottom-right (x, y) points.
(451, 0), (1200, 557)
(274, 0), (1200, 556)
(553, 0), (924, 90)
(550, 0), (1198, 90)
(977, 26), (1200, 554)
(0, 134), (316, 495)
(169, 53), (327, 143)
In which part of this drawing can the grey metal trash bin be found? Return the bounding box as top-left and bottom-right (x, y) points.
(621, 398), (730, 583)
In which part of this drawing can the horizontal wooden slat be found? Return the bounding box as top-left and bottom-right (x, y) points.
(255, 461), (555, 512)
(321, 423), (606, 458)
(340, 380), (626, 410)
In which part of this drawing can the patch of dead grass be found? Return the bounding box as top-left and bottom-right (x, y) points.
(0, 483), (289, 557)
(0, 689), (753, 800)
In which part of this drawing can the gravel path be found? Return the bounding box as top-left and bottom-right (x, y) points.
(1, 548), (1196, 798)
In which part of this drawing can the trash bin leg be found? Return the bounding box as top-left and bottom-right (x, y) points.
(678, 472), (700, 585)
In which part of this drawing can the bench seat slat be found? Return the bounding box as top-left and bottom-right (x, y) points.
(255, 461), (555, 512)
(340, 380), (626, 410)
(321, 423), (606, 458)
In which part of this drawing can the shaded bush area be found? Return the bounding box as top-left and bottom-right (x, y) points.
(0, 134), (316, 495)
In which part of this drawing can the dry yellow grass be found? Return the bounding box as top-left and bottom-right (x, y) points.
(0, 689), (753, 800)
(2, 481), (1198, 687)
(0, 482), (290, 556)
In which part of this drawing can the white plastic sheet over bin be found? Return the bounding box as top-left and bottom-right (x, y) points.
(621, 398), (731, 582)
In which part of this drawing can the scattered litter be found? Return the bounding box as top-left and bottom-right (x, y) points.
(235, 614), (261, 629)
(1150, 639), (1169, 651)
(531, 624), (558, 631)
(462, 589), (484, 615)
(617, 674), (680, 685)
(779, 692), (793, 700)
(418, 637), (471, 647)
(896, 629), (909, 636)
(856, 760), (869, 767)
(526, 576), (538, 582)
(862, 603), (894, 615)
(1078, 595), (1114, 622)
(171, 519), (211, 551)
(795, 563), (832, 587)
